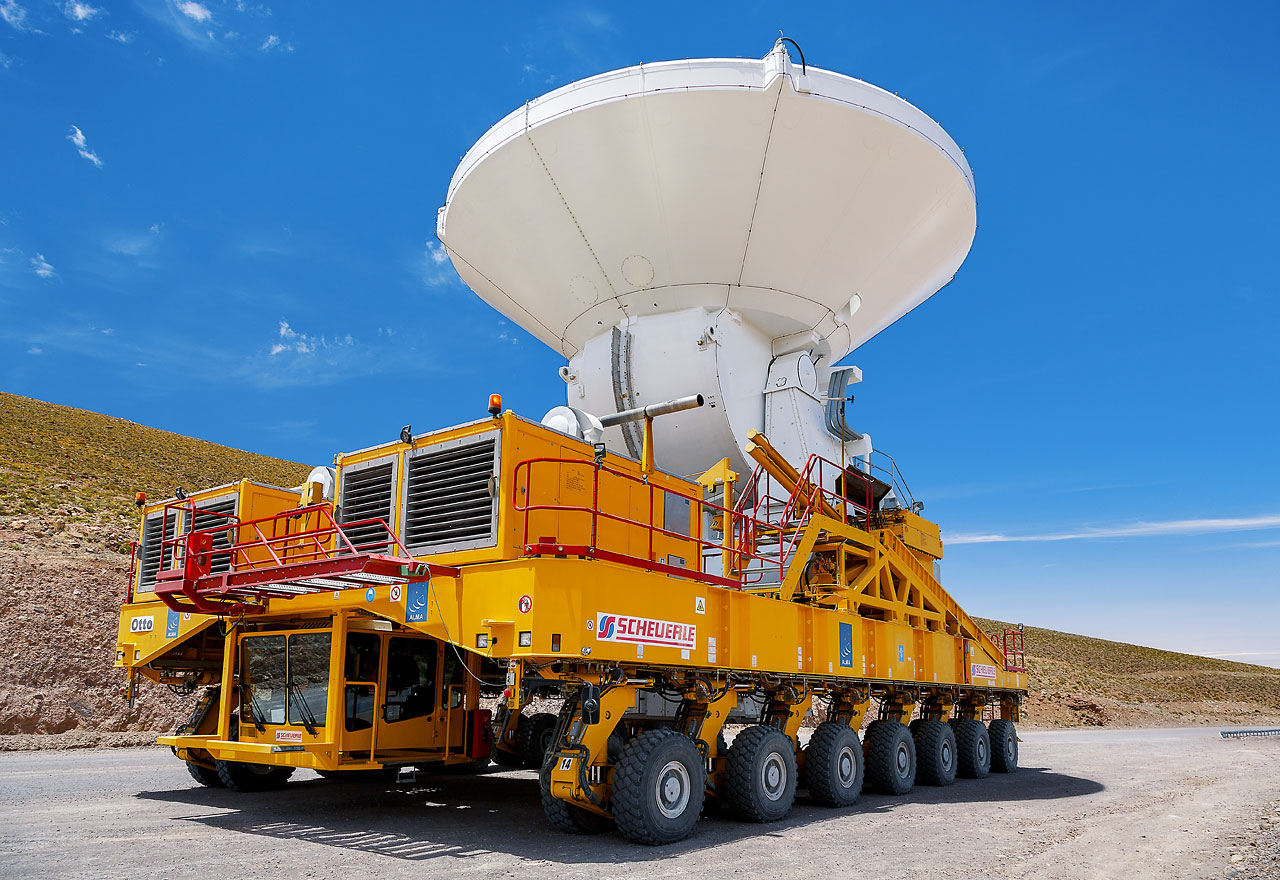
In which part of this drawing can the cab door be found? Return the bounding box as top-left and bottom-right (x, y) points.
(375, 635), (445, 753)
(340, 631), (381, 755)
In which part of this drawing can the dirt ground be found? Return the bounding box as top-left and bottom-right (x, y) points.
(0, 727), (1276, 880)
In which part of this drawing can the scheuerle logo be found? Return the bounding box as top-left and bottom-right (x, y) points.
(595, 612), (695, 650)
(130, 616), (155, 634)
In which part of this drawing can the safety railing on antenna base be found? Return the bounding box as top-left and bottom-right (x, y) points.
(731, 453), (874, 585)
(512, 457), (785, 589)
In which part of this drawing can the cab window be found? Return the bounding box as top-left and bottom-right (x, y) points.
(384, 637), (436, 722)
(440, 648), (467, 709)
(242, 635), (287, 725)
(344, 632), (380, 732)
(288, 632), (331, 727)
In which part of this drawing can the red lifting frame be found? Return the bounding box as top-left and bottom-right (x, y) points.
(150, 502), (457, 615)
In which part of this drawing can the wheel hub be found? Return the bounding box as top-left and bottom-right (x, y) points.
(656, 760), (691, 819)
(895, 743), (910, 775)
(837, 746), (856, 787)
(761, 752), (787, 800)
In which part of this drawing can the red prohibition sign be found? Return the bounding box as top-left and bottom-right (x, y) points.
(518, 594), (533, 614)
(390, 584), (403, 602)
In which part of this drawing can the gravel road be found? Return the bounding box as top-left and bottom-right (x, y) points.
(0, 727), (1276, 879)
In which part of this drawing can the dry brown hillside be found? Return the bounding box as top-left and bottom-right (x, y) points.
(0, 392), (1277, 748)
(0, 392), (308, 746)
(974, 617), (1280, 728)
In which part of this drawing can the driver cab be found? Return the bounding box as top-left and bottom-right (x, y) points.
(235, 616), (488, 770)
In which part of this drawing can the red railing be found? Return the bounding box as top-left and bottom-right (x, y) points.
(513, 452), (875, 590)
(154, 500), (411, 577)
(997, 628), (1027, 673)
(513, 457), (784, 588)
(730, 454), (874, 585)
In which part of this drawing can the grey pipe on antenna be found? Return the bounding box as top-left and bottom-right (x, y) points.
(599, 394), (704, 427)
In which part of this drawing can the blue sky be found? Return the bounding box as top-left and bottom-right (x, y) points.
(2, 3), (1277, 666)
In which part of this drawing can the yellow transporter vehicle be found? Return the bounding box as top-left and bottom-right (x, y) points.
(116, 397), (1027, 844)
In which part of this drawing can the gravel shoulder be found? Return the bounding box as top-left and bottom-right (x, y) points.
(0, 727), (1276, 879)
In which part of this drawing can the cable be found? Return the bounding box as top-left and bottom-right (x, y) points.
(426, 576), (498, 688)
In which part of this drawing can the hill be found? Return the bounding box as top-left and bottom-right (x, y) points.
(0, 391), (309, 532)
(0, 392), (309, 743)
(974, 618), (1280, 728)
(0, 392), (1277, 747)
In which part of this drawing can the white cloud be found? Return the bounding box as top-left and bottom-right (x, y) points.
(269, 321), (353, 356)
(25, 345), (42, 355)
(259, 33), (277, 49)
(175, 1), (212, 23)
(418, 240), (459, 288)
(107, 30), (132, 43)
(148, 223), (162, 234)
(30, 253), (55, 278)
(67, 125), (104, 168)
(63, 1), (100, 22)
(948, 513), (1280, 545)
(0, 50), (14, 68)
(1, 1), (29, 31)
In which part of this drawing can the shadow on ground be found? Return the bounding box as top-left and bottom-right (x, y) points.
(135, 764), (1104, 863)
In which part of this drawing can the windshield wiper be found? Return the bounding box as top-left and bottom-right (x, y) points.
(237, 682), (267, 732)
(287, 680), (318, 736)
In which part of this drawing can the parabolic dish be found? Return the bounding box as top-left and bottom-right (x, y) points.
(437, 46), (976, 361)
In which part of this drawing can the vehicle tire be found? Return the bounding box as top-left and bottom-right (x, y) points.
(186, 760), (224, 787)
(803, 722), (863, 807)
(913, 719), (957, 787)
(538, 758), (613, 835)
(519, 712), (558, 768)
(989, 719), (1018, 773)
(723, 725), (797, 823)
(863, 719), (883, 744)
(612, 728), (705, 845)
(492, 745), (523, 767)
(215, 759), (295, 792)
(864, 720), (915, 795)
(954, 718), (991, 779)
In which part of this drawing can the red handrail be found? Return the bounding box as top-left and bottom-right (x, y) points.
(513, 457), (783, 589)
(155, 501), (412, 582)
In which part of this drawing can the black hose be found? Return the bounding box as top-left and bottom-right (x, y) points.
(778, 37), (806, 74)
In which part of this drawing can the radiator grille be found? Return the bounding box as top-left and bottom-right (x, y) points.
(403, 437), (497, 553)
(187, 497), (238, 574)
(338, 460), (397, 553)
(138, 512), (178, 590)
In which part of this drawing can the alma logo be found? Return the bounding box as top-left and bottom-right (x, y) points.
(595, 612), (696, 650)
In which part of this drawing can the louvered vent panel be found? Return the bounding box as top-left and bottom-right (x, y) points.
(188, 498), (238, 574)
(338, 461), (396, 553)
(138, 512), (177, 590)
(404, 438), (496, 552)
